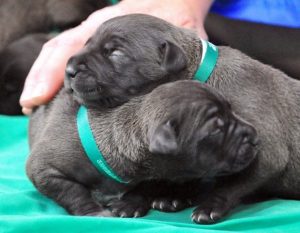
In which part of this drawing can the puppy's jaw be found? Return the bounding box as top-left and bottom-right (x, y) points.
(216, 118), (259, 176)
(67, 79), (129, 108)
(232, 144), (259, 172)
(230, 132), (259, 173)
(65, 62), (129, 108)
(73, 93), (126, 108)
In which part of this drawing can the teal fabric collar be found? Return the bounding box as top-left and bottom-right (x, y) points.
(76, 40), (218, 184)
(77, 106), (128, 184)
(193, 39), (219, 83)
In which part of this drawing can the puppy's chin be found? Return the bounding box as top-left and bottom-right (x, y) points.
(217, 145), (258, 177)
(232, 143), (258, 172)
(65, 78), (128, 108)
(73, 91), (125, 108)
(159, 169), (206, 183)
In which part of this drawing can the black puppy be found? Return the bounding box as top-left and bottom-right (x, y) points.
(0, 34), (50, 115)
(0, 0), (109, 50)
(64, 14), (193, 108)
(26, 81), (258, 217)
(65, 14), (300, 224)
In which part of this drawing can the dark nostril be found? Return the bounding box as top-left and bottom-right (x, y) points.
(65, 64), (77, 79)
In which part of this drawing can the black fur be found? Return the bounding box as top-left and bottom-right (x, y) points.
(64, 14), (300, 224)
(0, 34), (50, 115)
(27, 81), (258, 217)
(64, 16), (190, 108)
(0, 0), (109, 50)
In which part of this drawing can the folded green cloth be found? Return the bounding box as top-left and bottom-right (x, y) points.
(1, 115), (300, 233)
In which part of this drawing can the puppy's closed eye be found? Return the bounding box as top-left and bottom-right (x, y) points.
(109, 50), (125, 61)
(102, 42), (126, 62)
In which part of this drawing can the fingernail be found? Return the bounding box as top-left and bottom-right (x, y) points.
(22, 107), (32, 115)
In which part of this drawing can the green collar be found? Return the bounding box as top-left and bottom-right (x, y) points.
(76, 40), (218, 184)
(193, 39), (218, 83)
(77, 106), (128, 184)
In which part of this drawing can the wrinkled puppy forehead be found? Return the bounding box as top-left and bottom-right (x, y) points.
(149, 81), (230, 110)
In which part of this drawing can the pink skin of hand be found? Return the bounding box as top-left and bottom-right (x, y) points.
(20, 0), (213, 115)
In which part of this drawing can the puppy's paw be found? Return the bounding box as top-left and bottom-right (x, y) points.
(85, 209), (113, 217)
(108, 200), (149, 218)
(191, 195), (234, 224)
(152, 198), (192, 212)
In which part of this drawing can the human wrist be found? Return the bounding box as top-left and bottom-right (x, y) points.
(184, 0), (214, 24)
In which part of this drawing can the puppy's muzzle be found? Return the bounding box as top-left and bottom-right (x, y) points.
(65, 56), (124, 108)
(229, 120), (259, 173)
(65, 62), (79, 80)
(65, 55), (102, 95)
(65, 56), (91, 81)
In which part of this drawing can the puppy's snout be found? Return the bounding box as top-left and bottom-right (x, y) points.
(227, 121), (259, 173)
(65, 56), (87, 79)
(65, 63), (77, 79)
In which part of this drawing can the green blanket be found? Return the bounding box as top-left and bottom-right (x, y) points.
(1, 115), (300, 233)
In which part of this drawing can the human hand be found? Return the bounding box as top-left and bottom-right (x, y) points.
(20, 0), (212, 114)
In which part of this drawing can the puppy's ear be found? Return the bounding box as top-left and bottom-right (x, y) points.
(149, 121), (178, 155)
(160, 41), (187, 74)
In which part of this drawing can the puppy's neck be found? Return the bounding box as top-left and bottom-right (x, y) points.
(178, 29), (203, 80)
(87, 98), (151, 183)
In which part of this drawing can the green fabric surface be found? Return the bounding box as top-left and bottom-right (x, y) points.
(109, 0), (119, 5)
(1, 115), (300, 233)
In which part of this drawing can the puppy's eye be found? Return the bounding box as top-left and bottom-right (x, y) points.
(108, 50), (126, 63)
(109, 50), (124, 58)
(102, 44), (124, 60)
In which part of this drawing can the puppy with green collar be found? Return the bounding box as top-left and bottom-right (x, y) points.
(64, 14), (300, 224)
(27, 80), (257, 218)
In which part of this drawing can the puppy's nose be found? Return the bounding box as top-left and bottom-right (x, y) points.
(65, 64), (77, 79)
(65, 56), (86, 79)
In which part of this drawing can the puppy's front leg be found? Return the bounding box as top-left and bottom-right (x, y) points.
(27, 155), (111, 216)
(37, 169), (111, 216)
(107, 181), (189, 218)
(108, 192), (151, 218)
(151, 180), (210, 213)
